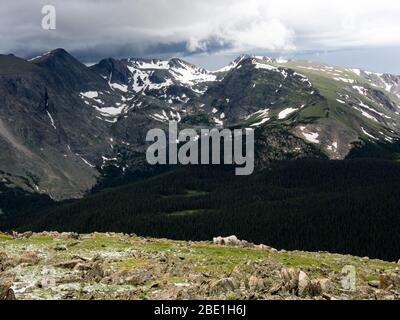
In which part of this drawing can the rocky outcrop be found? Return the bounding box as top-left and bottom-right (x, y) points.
(0, 232), (399, 300)
(103, 269), (151, 286)
(213, 236), (242, 246)
(0, 271), (16, 300)
(213, 235), (277, 251)
(380, 272), (400, 290)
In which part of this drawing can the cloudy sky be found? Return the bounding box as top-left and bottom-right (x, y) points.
(1, 0), (400, 73)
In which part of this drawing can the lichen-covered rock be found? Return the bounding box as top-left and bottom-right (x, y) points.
(379, 272), (400, 290)
(103, 269), (151, 286)
(213, 236), (241, 246)
(18, 251), (41, 265)
(248, 275), (265, 291)
(281, 268), (299, 293)
(298, 271), (312, 297)
(54, 259), (83, 269)
(0, 271), (16, 300)
(0, 252), (10, 272)
(85, 261), (104, 282)
(210, 278), (239, 294)
(311, 278), (335, 296)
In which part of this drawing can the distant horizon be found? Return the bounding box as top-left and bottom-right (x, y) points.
(9, 46), (400, 76)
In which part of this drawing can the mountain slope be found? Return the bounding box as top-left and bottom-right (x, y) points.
(0, 52), (114, 199)
(0, 50), (400, 200)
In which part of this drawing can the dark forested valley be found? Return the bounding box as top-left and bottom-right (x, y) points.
(1, 159), (400, 262)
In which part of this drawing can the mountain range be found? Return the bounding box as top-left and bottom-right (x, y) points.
(1, 49), (400, 201)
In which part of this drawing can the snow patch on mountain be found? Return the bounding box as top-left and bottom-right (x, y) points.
(110, 83), (128, 92)
(279, 107), (298, 119)
(250, 117), (270, 127)
(80, 91), (99, 99)
(46, 111), (57, 130)
(247, 109), (270, 127)
(299, 126), (320, 144)
(333, 77), (355, 84)
(353, 106), (378, 122)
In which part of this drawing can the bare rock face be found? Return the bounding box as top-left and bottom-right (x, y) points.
(2, 51), (400, 201)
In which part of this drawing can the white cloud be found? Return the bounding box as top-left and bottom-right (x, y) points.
(1, 0), (400, 58)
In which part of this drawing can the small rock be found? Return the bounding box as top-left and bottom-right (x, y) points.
(85, 261), (104, 282)
(210, 278), (238, 293)
(213, 236), (241, 247)
(368, 280), (380, 288)
(319, 278), (334, 293)
(379, 272), (400, 290)
(149, 284), (189, 300)
(18, 251), (41, 265)
(248, 275), (264, 291)
(56, 232), (80, 240)
(188, 274), (206, 284)
(74, 263), (92, 271)
(280, 268), (299, 292)
(54, 259), (82, 269)
(257, 244), (271, 251)
(54, 245), (68, 251)
(56, 274), (83, 284)
(12, 231), (33, 240)
(298, 271), (311, 297)
(269, 283), (282, 295)
(0, 271), (16, 300)
(311, 278), (334, 295)
(104, 269), (150, 286)
(0, 252), (12, 272)
(240, 240), (255, 248)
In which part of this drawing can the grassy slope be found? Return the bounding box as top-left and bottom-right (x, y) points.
(271, 60), (392, 137)
(0, 232), (398, 300)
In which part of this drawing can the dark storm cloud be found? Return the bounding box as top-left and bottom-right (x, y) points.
(1, 0), (400, 66)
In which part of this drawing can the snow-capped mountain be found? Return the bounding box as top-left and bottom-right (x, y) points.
(92, 57), (216, 96)
(1, 49), (400, 199)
